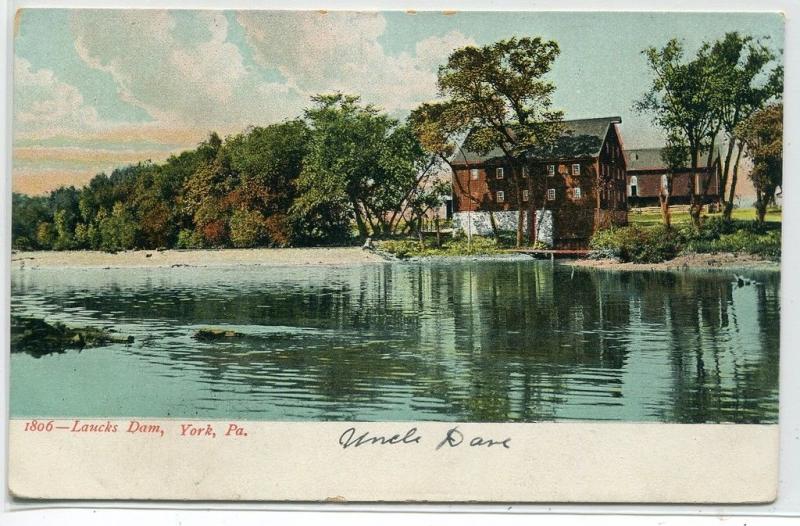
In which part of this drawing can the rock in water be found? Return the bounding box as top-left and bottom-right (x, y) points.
(11, 316), (134, 357)
(193, 328), (247, 341)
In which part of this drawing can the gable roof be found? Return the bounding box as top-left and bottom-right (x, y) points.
(624, 147), (721, 171)
(452, 116), (622, 165)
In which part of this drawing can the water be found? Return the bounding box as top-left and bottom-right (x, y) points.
(10, 261), (780, 423)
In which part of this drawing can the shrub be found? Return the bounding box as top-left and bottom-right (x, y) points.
(12, 236), (33, 250)
(685, 229), (781, 260)
(263, 214), (291, 247)
(35, 222), (56, 249)
(229, 209), (266, 248)
(378, 236), (500, 259)
(176, 229), (205, 249)
(590, 225), (683, 263)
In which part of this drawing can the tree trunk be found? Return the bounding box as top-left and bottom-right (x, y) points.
(352, 200), (369, 239)
(755, 190), (767, 224)
(489, 211), (499, 238)
(689, 147), (702, 228)
(659, 175), (672, 229)
(719, 139), (736, 211)
(527, 169), (536, 245)
(435, 216), (441, 248)
(513, 167), (524, 248)
(723, 142), (744, 221)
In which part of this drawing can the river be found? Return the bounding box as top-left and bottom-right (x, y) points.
(10, 260), (780, 423)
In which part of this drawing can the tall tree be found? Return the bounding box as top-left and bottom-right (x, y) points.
(737, 103), (782, 224)
(293, 94), (429, 241)
(658, 133), (689, 228)
(636, 39), (718, 228)
(409, 101), (494, 245)
(434, 37), (565, 247)
(706, 33), (783, 220)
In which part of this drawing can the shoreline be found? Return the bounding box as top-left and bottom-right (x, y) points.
(561, 252), (780, 272)
(11, 247), (388, 270)
(11, 248), (780, 272)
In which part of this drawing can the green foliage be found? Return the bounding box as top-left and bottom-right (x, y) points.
(590, 225), (684, 264)
(176, 229), (205, 249)
(292, 93), (430, 241)
(592, 217), (782, 263)
(229, 209), (267, 248)
(35, 222), (56, 249)
(737, 103), (783, 223)
(11, 94), (454, 252)
(99, 203), (139, 251)
(378, 236), (500, 259)
(685, 229), (781, 260)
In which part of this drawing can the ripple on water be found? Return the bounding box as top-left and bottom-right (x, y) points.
(9, 262), (780, 423)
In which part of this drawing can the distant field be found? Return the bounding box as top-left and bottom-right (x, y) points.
(629, 207), (782, 227)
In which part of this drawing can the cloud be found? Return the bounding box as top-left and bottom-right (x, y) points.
(13, 56), (103, 137)
(236, 11), (475, 112)
(15, 10), (478, 193)
(70, 10), (305, 128)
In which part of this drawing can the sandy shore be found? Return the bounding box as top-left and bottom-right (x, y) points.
(562, 252), (780, 272)
(11, 247), (387, 270)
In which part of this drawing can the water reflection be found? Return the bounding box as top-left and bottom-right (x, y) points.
(10, 261), (779, 423)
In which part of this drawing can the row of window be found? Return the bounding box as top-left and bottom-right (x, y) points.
(494, 187), (582, 203)
(470, 164), (581, 180)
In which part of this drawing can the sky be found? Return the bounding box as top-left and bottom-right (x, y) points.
(12, 9), (784, 195)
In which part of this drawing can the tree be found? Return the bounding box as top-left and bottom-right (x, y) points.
(229, 208), (267, 248)
(292, 94), (429, 241)
(658, 133), (689, 228)
(99, 202), (139, 251)
(409, 101), (494, 246)
(434, 37), (565, 247)
(225, 120), (309, 244)
(636, 39), (718, 228)
(737, 103), (782, 224)
(12, 193), (50, 249)
(705, 33), (782, 220)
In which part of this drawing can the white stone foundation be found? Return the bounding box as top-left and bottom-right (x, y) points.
(452, 210), (553, 246)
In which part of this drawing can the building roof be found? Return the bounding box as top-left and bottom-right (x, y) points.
(624, 147), (720, 172)
(452, 116), (622, 165)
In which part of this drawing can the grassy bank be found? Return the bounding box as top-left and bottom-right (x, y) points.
(377, 236), (503, 259)
(590, 216), (781, 264)
(629, 206), (782, 227)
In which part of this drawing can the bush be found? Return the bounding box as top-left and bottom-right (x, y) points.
(590, 225), (684, 263)
(229, 209), (266, 248)
(176, 229), (205, 249)
(378, 236), (500, 259)
(12, 236), (33, 250)
(685, 229), (781, 260)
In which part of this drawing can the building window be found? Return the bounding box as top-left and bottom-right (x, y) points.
(629, 175), (638, 197)
(547, 188), (556, 201)
(573, 187), (582, 199)
(496, 167), (504, 179)
(522, 189), (529, 201)
(547, 164), (555, 177)
(522, 165), (529, 178)
(497, 191), (505, 203)
(470, 168), (479, 180)
(572, 163), (581, 176)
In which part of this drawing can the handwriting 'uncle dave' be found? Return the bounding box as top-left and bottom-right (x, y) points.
(338, 426), (511, 450)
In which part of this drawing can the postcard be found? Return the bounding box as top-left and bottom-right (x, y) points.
(7, 8), (783, 502)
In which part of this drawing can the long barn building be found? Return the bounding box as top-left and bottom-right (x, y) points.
(623, 148), (722, 207)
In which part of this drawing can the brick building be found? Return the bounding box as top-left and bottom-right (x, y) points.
(450, 116), (628, 249)
(624, 148), (722, 208)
